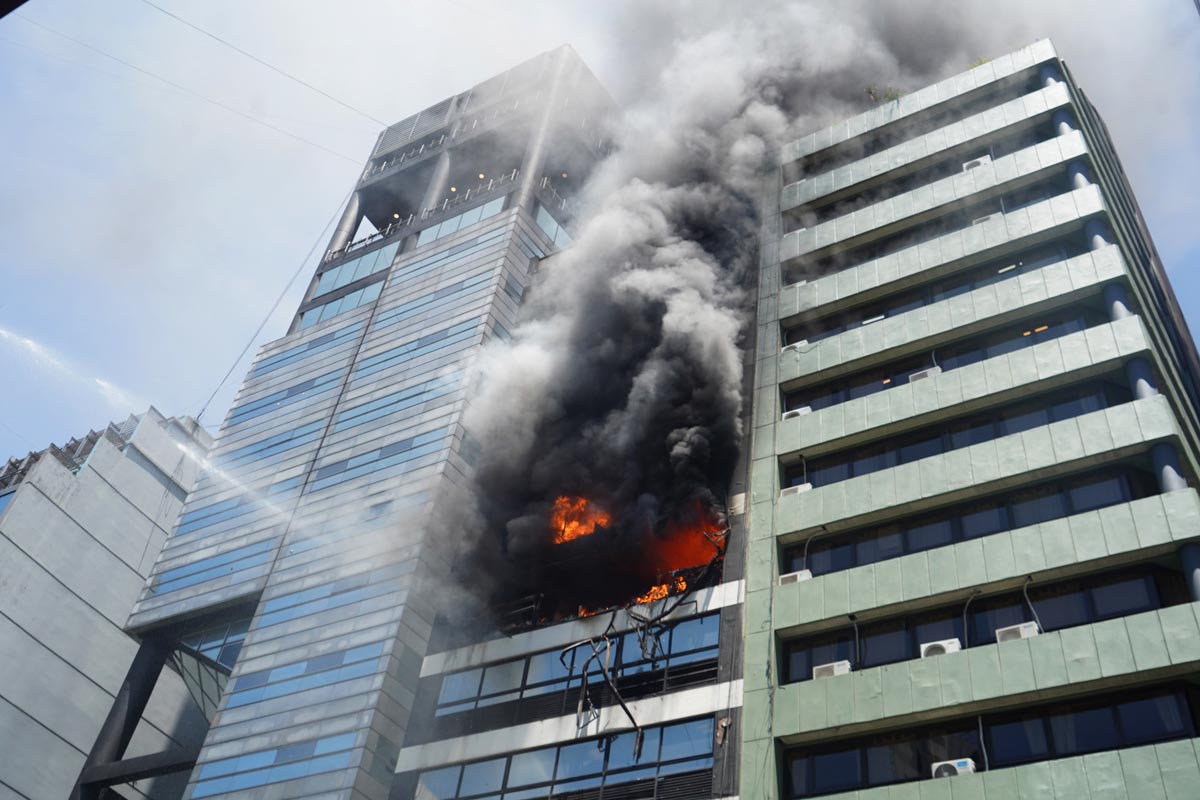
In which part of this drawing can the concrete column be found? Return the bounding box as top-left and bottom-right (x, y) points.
(1125, 357), (1158, 399)
(1085, 219), (1112, 251)
(1039, 63), (1063, 88)
(327, 191), (362, 254)
(419, 150), (452, 215)
(1104, 283), (1133, 320)
(1052, 109), (1076, 136)
(514, 48), (574, 212)
(1152, 442), (1188, 493)
(1068, 160), (1092, 190)
(1181, 543), (1200, 602)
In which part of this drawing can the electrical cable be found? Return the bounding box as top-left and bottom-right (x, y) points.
(136, 0), (389, 128)
(13, 13), (361, 164)
(196, 187), (352, 423)
(1022, 575), (1045, 633)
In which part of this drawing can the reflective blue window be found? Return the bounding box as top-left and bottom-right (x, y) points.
(298, 280), (385, 331)
(227, 370), (344, 425)
(415, 196), (506, 248)
(192, 731), (358, 797)
(312, 242), (398, 299)
(0, 489), (16, 519)
(251, 321), (364, 378)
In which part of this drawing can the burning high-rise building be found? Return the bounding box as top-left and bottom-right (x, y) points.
(77, 36), (1200, 800)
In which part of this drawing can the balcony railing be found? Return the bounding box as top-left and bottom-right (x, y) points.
(361, 133), (447, 182)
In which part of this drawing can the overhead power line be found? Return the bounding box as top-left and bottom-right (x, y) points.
(136, 0), (390, 128)
(13, 12), (361, 164)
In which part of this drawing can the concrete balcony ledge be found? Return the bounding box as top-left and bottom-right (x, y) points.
(770, 489), (1200, 633)
(782, 82), (1072, 212)
(777, 242), (1126, 392)
(767, 601), (1200, 742)
(780, 40), (1057, 166)
(776, 315), (1151, 459)
(777, 184), (1106, 325)
(782, 130), (1088, 264)
(764, 394), (1183, 539)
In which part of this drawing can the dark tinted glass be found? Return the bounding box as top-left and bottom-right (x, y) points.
(861, 623), (908, 668)
(811, 748), (861, 793)
(1092, 577), (1154, 619)
(988, 718), (1050, 764)
(866, 739), (921, 784)
(1049, 706), (1119, 756)
(1117, 694), (1188, 745)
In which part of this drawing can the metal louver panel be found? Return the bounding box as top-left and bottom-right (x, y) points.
(374, 97), (454, 157)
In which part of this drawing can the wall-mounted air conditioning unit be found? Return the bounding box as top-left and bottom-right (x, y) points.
(995, 621), (1040, 643)
(931, 758), (976, 778)
(778, 569), (812, 586)
(781, 340), (809, 353)
(780, 483), (813, 497)
(812, 660), (851, 680)
(920, 638), (961, 658)
(962, 154), (992, 172)
(908, 365), (942, 383)
(782, 407), (812, 421)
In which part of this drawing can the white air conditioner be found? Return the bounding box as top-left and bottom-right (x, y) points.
(778, 569), (813, 586)
(907, 365), (942, 383)
(995, 621), (1040, 643)
(962, 154), (992, 172)
(812, 660), (852, 680)
(782, 406), (812, 421)
(781, 483), (813, 497)
(781, 340), (809, 353)
(931, 758), (976, 778)
(920, 638), (962, 658)
(972, 213), (997, 226)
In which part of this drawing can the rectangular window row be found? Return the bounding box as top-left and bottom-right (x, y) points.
(212, 421), (324, 473)
(226, 640), (387, 709)
(255, 560), (415, 631)
(312, 241), (399, 299)
(435, 614), (720, 717)
(251, 321), (365, 379)
(393, 225), (508, 284)
(175, 475), (300, 537)
(352, 318), (482, 380)
(783, 466), (1157, 579)
(783, 308), (1108, 415)
(192, 731), (358, 798)
(150, 537), (277, 596)
(787, 173), (1071, 284)
(227, 369), (344, 426)
(372, 268), (494, 333)
(782, 566), (1183, 683)
(415, 196), (507, 249)
(783, 239), (1083, 347)
(794, 121), (1054, 227)
(332, 370), (462, 435)
(416, 717), (714, 800)
(785, 685), (1197, 797)
(308, 426), (449, 493)
(786, 382), (1128, 490)
(297, 279), (384, 331)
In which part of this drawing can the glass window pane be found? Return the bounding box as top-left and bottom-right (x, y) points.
(670, 615), (719, 654)
(866, 739), (920, 785)
(1117, 694), (1187, 745)
(315, 269), (340, 296)
(786, 646), (810, 683)
(508, 748), (555, 787)
(1068, 476), (1126, 514)
(855, 529), (903, 567)
(439, 669), (482, 704)
(972, 600), (1027, 645)
(526, 651), (570, 685)
(418, 226), (440, 247)
(898, 437), (939, 465)
(459, 758), (505, 796)
(418, 765), (461, 798)
(458, 205), (484, 228)
(437, 215), (462, 239)
(807, 539), (853, 575)
(925, 729), (980, 766)
(608, 727), (660, 770)
(1010, 491), (1067, 528)
(555, 741), (604, 780)
(481, 661), (524, 696)
(480, 197), (505, 218)
(861, 623), (908, 668)
(811, 748), (861, 793)
(660, 719), (713, 761)
(1049, 706), (1119, 756)
(961, 504), (1008, 539)
(1035, 589), (1089, 631)
(1002, 408), (1050, 436)
(1091, 577), (1154, 620)
(913, 615), (961, 648)
(786, 754), (809, 797)
(361, 281), (384, 303)
(906, 519), (954, 553)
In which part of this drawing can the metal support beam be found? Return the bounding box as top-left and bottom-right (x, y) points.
(80, 746), (201, 788)
(71, 637), (171, 800)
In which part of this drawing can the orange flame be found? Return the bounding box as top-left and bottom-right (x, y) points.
(551, 495), (611, 544)
(633, 575), (688, 605)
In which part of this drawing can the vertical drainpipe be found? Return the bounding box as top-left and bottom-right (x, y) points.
(1039, 63), (1063, 89)
(327, 191), (362, 255)
(514, 47), (573, 213)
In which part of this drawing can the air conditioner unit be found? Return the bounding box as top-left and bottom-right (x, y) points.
(920, 638), (962, 658)
(907, 365), (943, 383)
(812, 660), (852, 680)
(962, 154), (992, 172)
(778, 569), (812, 586)
(931, 758), (976, 778)
(782, 406), (812, 421)
(995, 621), (1040, 643)
(781, 483), (813, 497)
(781, 340), (809, 353)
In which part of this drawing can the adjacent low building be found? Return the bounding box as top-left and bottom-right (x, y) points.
(0, 409), (213, 799)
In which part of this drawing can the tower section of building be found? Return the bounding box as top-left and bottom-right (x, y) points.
(741, 39), (1200, 799)
(90, 47), (615, 800)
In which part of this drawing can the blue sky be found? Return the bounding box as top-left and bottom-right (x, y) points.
(0, 0), (1197, 459)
